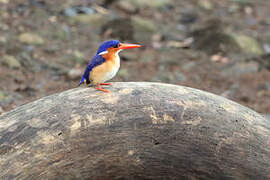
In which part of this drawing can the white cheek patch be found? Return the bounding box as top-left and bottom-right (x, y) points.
(98, 51), (108, 55)
(115, 49), (122, 56)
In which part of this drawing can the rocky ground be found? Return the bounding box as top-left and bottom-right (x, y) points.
(0, 0), (269, 116)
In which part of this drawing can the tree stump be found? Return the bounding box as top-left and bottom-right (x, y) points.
(0, 82), (269, 180)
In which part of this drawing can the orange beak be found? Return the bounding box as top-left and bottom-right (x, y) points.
(118, 43), (142, 50)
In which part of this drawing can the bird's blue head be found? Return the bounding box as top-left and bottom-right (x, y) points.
(96, 40), (120, 55)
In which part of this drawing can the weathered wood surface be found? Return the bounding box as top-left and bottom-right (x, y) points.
(0, 82), (269, 180)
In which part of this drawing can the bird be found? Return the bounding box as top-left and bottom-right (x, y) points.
(78, 40), (141, 93)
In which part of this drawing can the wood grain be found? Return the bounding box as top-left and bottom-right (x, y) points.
(0, 82), (269, 180)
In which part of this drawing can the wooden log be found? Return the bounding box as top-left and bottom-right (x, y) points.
(0, 82), (269, 180)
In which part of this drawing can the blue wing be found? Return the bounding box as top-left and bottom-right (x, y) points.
(78, 55), (105, 86)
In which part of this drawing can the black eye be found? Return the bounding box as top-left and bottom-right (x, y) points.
(113, 44), (119, 48)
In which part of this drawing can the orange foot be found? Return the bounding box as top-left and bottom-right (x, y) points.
(100, 83), (112, 85)
(96, 84), (110, 93)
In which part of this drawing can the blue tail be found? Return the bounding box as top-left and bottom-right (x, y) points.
(78, 76), (85, 86)
(78, 54), (105, 86)
(78, 64), (91, 86)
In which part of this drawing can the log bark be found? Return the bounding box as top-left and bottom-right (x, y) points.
(0, 82), (269, 180)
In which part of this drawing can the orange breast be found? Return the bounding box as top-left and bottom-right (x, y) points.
(90, 50), (120, 84)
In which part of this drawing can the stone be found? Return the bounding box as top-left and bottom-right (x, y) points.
(101, 18), (134, 41)
(67, 68), (82, 80)
(176, 72), (187, 82)
(18, 33), (44, 45)
(198, 0), (213, 10)
(117, 69), (129, 79)
(132, 16), (157, 43)
(131, 0), (172, 9)
(63, 6), (95, 17)
(69, 14), (109, 33)
(263, 114), (270, 121)
(121, 51), (138, 61)
(182, 61), (196, 71)
(2, 55), (21, 69)
(69, 50), (85, 64)
(117, 0), (137, 13)
(232, 34), (263, 55)
(0, 106), (4, 115)
(0, 0), (8, 4)
(69, 14), (108, 25)
(258, 82), (270, 91)
(191, 20), (240, 55)
(73, 50), (84, 59)
(0, 91), (4, 100)
(140, 50), (155, 62)
(222, 62), (259, 77)
(179, 9), (197, 25)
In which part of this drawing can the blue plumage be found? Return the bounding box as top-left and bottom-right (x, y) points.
(96, 40), (119, 55)
(78, 40), (120, 86)
(78, 55), (105, 86)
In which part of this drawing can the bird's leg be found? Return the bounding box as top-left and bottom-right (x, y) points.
(100, 83), (112, 85)
(96, 84), (110, 93)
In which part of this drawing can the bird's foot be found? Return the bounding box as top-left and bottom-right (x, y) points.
(96, 84), (110, 93)
(100, 83), (112, 85)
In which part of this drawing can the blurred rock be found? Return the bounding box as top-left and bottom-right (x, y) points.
(140, 50), (155, 62)
(257, 81), (270, 97)
(228, 4), (241, 13)
(68, 50), (85, 64)
(232, 34), (263, 55)
(153, 65), (170, 82)
(74, 50), (84, 59)
(121, 51), (138, 61)
(18, 52), (34, 68)
(182, 61), (196, 71)
(175, 72), (187, 82)
(263, 114), (270, 121)
(118, 68), (128, 80)
(102, 16), (157, 43)
(0, 91), (4, 101)
(101, 18), (134, 41)
(191, 20), (240, 55)
(69, 14), (109, 32)
(15, 84), (36, 97)
(198, 0), (213, 10)
(117, 0), (137, 13)
(258, 82), (270, 91)
(131, 0), (172, 9)
(179, 9), (197, 25)
(67, 68), (82, 80)
(222, 62), (259, 77)
(31, 9), (49, 21)
(158, 48), (182, 66)
(51, 26), (68, 40)
(18, 33), (44, 45)
(2, 55), (21, 69)
(63, 6), (95, 17)
(221, 83), (239, 98)
(0, 106), (4, 115)
(263, 44), (270, 54)
(44, 44), (59, 54)
(210, 54), (229, 63)
(132, 16), (157, 43)
(167, 38), (193, 48)
(0, 0), (8, 4)
(233, 0), (252, 6)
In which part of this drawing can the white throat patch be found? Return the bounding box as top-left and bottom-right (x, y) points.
(115, 49), (122, 56)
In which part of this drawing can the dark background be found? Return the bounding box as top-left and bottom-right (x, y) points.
(0, 0), (269, 116)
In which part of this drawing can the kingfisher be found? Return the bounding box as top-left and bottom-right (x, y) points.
(78, 40), (141, 93)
